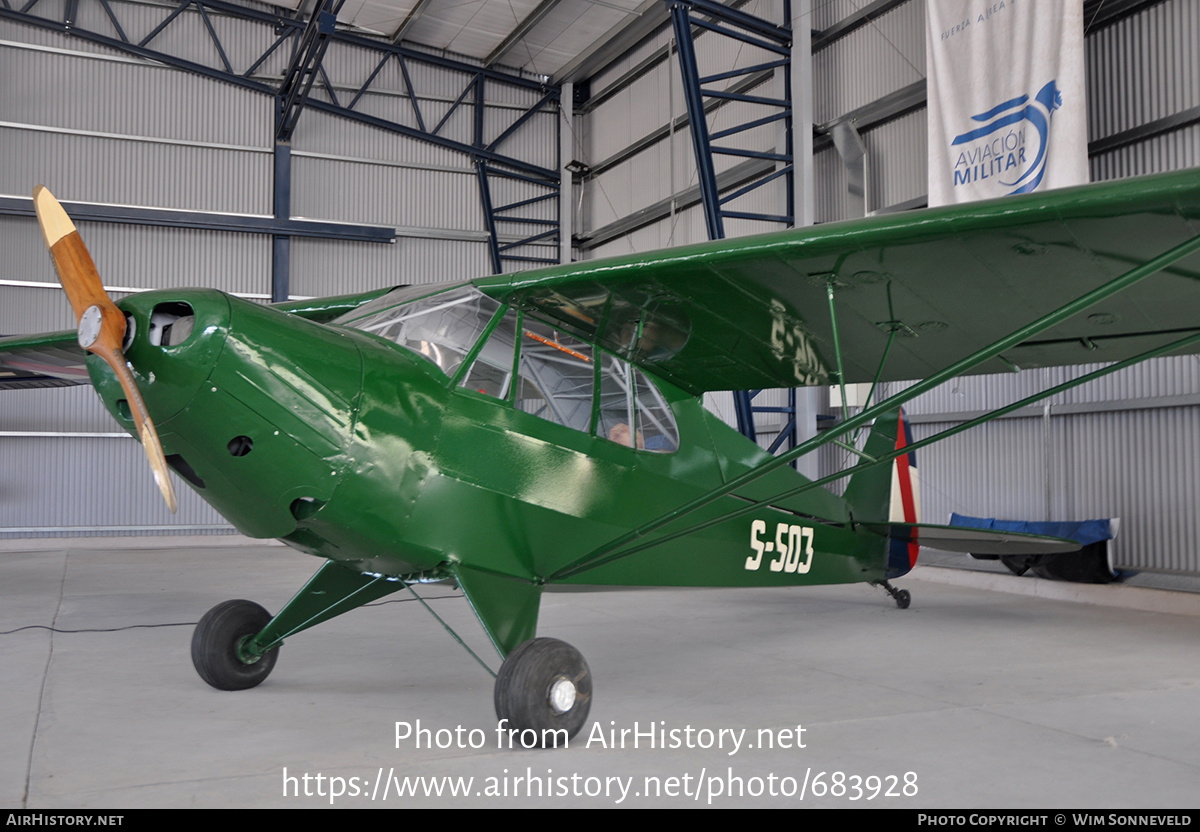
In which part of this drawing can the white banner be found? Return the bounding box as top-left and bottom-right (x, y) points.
(926, 0), (1088, 206)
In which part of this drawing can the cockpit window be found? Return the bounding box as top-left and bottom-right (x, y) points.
(335, 286), (501, 379)
(516, 319), (593, 432)
(459, 306), (518, 399)
(334, 285), (677, 451)
(599, 354), (678, 452)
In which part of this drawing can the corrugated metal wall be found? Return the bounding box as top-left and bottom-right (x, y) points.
(0, 3), (555, 535)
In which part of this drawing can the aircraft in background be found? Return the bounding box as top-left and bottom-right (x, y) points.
(4, 170), (1199, 745)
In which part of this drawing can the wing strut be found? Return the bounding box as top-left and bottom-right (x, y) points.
(554, 325), (1200, 577)
(546, 233), (1200, 582)
(826, 278), (851, 422)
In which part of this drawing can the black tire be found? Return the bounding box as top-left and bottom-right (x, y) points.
(894, 588), (912, 609)
(494, 638), (591, 747)
(1000, 555), (1031, 577)
(1032, 542), (1119, 584)
(192, 599), (278, 691)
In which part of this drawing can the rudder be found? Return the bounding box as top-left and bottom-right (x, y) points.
(842, 408), (920, 577)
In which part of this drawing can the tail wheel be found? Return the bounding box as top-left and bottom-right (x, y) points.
(494, 638), (592, 747)
(192, 599), (278, 691)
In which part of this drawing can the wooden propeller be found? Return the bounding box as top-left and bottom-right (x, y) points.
(34, 186), (178, 513)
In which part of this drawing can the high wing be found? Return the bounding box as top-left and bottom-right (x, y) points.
(474, 168), (1200, 395)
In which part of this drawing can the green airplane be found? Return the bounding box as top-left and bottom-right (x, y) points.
(4, 170), (1200, 746)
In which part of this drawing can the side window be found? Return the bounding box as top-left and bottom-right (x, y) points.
(459, 307), (517, 399)
(599, 354), (678, 453)
(515, 319), (593, 431)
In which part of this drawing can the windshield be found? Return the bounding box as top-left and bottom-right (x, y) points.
(334, 285), (501, 378)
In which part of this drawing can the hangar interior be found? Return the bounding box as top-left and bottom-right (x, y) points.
(2, 0), (1200, 578)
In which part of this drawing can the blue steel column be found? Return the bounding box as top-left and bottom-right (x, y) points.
(272, 141), (291, 303)
(668, 0), (801, 451)
(475, 160), (503, 275)
(669, 1), (724, 241)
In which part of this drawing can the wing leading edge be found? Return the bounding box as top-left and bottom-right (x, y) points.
(475, 168), (1200, 395)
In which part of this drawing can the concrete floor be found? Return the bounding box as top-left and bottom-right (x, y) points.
(4, 535), (1200, 809)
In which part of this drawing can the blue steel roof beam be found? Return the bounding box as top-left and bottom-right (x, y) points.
(711, 147), (790, 161)
(345, 51), (392, 111)
(2, 1), (557, 180)
(688, 17), (790, 56)
(686, 0), (790, 45)
(334, 31), (550, 91)
(397, 54), (427, 134)
(305, 99), (557, 181)
(501, 256), (559, 265)
(709, 109), (790, 140)
(8, 0), (551, 92)
(277, 0), (342, 141)
(698, 58), (788, 84)
(194, 1), (233, 74)
(479, 165), (558, 188)
(485, 90), (558, 154)
(137, 0), (194, 49)
(498, 228), (558, 251)
(243, 30), (295, 79)
(0, 6), (275, 94)
(496, 192), (557, 212)
(721, 210), (792, 222)
(0, 196), (394, 242)
(317, 63), (340, 108)
(475, 160), (503, 275)
(496, 217), (558, 226)
(718, 164), (793, 204)
(670, 1), (723, 241)
(431, 81), (475, 137)
(701, 88), (788, 107)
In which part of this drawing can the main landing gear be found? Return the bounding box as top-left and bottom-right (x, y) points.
(874, 580), (911, 609)
(192, 599), (279, 690)
(494, 638), (592, 747)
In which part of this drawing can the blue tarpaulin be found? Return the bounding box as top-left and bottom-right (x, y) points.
(949, 514), (1114, 547)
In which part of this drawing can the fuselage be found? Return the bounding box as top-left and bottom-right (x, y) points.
(91, 286), (890, 589)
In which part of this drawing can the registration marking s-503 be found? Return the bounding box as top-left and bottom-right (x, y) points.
(746, 520), (814, 574)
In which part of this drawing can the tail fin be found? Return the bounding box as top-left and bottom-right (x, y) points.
(843, 408), (921, 577)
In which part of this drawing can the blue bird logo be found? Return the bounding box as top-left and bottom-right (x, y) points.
(951, 80), (1064, 195)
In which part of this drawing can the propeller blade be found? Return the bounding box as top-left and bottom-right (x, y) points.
(34, 186), (179, 514)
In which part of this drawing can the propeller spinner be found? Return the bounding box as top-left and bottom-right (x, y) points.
(33, 186), (179, 513)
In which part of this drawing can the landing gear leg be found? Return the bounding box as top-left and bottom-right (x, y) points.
(874, 580), (912, 609)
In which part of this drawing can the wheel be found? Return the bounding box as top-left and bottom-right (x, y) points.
(1000, 555), (1031, 577)
(1033, 542), (1119, 584)
(494, 638), (591, 747)
(894, 588), (911, 609)
(191, 599), (278, 691)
